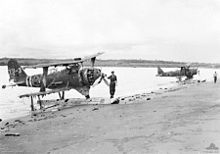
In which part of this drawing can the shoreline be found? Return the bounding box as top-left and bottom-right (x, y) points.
(1, 80), (220, 153)
(1, 79), (188, 122)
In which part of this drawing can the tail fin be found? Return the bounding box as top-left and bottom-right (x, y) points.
(8, 59), (27, 83)
(157, 66), (164, 75)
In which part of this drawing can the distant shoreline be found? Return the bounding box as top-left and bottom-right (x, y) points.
(0, 58), (219, 68)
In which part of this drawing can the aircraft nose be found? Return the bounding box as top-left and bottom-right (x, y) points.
(93, 68), (102, 78)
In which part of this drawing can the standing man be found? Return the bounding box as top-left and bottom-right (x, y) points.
(108, 71), (117, 98)
(214, 71), (218, 83)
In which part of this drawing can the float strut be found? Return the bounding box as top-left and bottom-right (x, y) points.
(58, 91), (65, 100)
(37, 96), (43, 109)
(30, 96), (34, 111)
(61, 91), (65, 100)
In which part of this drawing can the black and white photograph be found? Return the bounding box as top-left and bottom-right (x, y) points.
(0, 0), (220, 153)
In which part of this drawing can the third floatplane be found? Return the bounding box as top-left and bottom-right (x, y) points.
(157, 64), (199, 81)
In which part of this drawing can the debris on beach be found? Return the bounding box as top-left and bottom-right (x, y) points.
(61, 114), (67, 117)
(5, 133), (20, 137)
(111, 98), (120, 104)
(92, 107), (99, 111)
(14, 119), (25, 125)
(206, 143), (219, 150)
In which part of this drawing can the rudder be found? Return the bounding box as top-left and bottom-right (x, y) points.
(8, 59), (27, 83)
(157, 66), (164, 75)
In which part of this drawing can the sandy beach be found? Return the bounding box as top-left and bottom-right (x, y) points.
(1, 81), (220, 154)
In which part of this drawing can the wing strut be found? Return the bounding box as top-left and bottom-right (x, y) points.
(91, 57), (96, 67)
(40, 67), (48, 92)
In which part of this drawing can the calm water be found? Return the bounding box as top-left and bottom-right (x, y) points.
(0, 66), (217, 120)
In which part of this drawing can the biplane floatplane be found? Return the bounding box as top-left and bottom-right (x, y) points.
(2, 52), (108, 111)
(157, 65), (199, 81)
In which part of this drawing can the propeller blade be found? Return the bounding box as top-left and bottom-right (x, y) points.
(92, 76), (102, 87)
(91, 73), (109, 87)
(102, 77), (109, 87)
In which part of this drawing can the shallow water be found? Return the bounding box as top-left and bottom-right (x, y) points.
(0, 66), (217, 120)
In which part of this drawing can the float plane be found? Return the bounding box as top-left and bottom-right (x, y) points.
(2, 52), (106, 110)
(157, 65), (198, 81)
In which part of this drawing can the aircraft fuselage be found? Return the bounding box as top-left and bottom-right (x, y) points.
(23, 67), (102, 89)
(157, 66), (198, 79)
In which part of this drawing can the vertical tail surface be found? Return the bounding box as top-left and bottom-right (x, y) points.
(8, 59), (27, 83)
(157, 66), (164, 75)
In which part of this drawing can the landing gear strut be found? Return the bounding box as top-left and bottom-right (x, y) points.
(58, 91), (65, 100)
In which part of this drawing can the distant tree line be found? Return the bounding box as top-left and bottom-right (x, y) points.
(0, 58), (219, 68)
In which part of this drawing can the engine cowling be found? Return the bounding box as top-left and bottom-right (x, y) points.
(79, 68), (102, 86)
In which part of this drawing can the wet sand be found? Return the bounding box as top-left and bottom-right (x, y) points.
(1, 81), (220, 153)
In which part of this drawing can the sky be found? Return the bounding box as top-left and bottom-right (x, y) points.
(0, 0), (220, 63)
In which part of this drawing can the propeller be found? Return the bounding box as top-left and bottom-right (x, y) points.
(92, 72), (109, 87)
(100, 73), (110, 86)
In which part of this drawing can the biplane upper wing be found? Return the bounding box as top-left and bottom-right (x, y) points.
(23, 52), (104, 69)
(23, 60), (83, 69)
(81, 52), (104, 61)
(19, 87), (71, 98)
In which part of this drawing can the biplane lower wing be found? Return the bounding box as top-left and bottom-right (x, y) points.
(19, 87), (71, 98)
